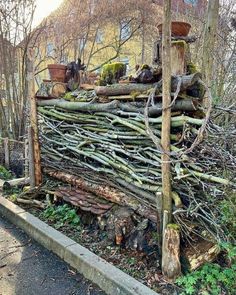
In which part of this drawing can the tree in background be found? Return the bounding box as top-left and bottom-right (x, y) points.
(0, 0), (36, 139)
(33, 0), (161, 73)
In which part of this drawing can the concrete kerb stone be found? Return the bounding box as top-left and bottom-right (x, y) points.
(0, 196), (159, 295)
(0, 196), (26, 218)
(64, 243), (158, 295)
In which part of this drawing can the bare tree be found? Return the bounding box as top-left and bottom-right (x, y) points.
(0, 0), (36, 139)
(34, 0), (161, 72)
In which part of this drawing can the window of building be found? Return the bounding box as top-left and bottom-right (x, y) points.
(184, 0), (198, 6)
(95, 29), (103, 44)
(46, 43), (55, 57)
(119, 57), (129, 73)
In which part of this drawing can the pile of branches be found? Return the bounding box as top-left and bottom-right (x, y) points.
(37, 81), (236, 243)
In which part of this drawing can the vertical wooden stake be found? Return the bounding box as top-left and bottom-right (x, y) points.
(30, 93), (42, 186)
(28, 54), (42, 187)
(28, 126), (35, 188)
(161, 0), (172, 227)
(201, 0), (219, 86)
(24, 138), (29, 178)
(161, 0), (173, 276)
(4, 137), (10, 169)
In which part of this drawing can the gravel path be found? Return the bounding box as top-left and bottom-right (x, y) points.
(0, 215), (106, 295)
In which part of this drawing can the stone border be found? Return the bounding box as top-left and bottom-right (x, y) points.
(0, 196), (159, 295)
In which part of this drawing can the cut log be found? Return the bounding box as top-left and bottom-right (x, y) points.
(107, 207), (135, 245)
(44, 168), (158, 223)
(122, 99), (200, 116)
(107, 92), (195, 101)
(37, 98), (199, 116)
(3, 177), (30, 190)
(80, 83), (96, 90)
(162, 224), (181, 281)
(95, 74), (201, 96)
(16, 198), (45, 209)
(36, 81), (67, 99)
(0, 179), (4, 191)
(37, 99), (119, 112)
(184, 240), (220, 271)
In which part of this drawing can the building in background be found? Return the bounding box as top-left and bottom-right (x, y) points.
(32, 0), (207, 84)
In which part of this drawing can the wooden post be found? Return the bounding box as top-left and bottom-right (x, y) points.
(161, 0), (172, 227)
(161, 0), (181, 278)
(30, 95), (42, 186)
(24, 138), (29, 177)
(201, 0), (219, 86)
(4, 138), (10, 169)
(28, 53), (42, 187)
(28, 126), (35, 188)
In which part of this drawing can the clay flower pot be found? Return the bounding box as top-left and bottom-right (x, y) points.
(157, 21), (191, 37)
(48, 64), (67, 83)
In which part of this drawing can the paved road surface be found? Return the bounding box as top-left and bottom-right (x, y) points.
(0, 215), (106, 295)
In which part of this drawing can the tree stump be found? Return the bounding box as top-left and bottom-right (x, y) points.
(162, 224), (181, 281)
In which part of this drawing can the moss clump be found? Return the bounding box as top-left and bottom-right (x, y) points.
(130, 91), (141, 99)
(171, 40), (187, 50)
(187, 62), (198, 74)
(99, 62), (126, 85)
(167, 223), (180, 231)
(64, 92), (74, 101)
(141, 64), (150, 70)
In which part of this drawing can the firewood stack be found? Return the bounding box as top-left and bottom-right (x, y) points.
(36, 26), (236, 250)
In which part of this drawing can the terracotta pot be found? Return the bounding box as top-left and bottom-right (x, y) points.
(157, 21), (191, 37)
(48, 64), (67, 83)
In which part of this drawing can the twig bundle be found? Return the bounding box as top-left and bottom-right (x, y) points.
(37, 88), (236, 242)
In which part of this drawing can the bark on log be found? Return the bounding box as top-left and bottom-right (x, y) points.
(95, 74), (201, 96)
(37, 99), (119, 112)
(44, 168), (158, 222)
(162, 225), (181, 281)
(122, 99), (199, 116)
(55, 187), (113, 215)
(37, 98), (199, 115)
(95, 83), (155, 96)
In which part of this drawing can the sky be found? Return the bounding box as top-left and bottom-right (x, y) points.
(33, 0), (64, 27)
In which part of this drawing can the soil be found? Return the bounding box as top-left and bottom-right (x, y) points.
(26, 206), (181, 295)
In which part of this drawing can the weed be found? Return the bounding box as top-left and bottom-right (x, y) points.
(41, 204), (80, 229)
(219, 192), (236, 240)
(176, 244), (236, 295)
(0, 165), (12, 180)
